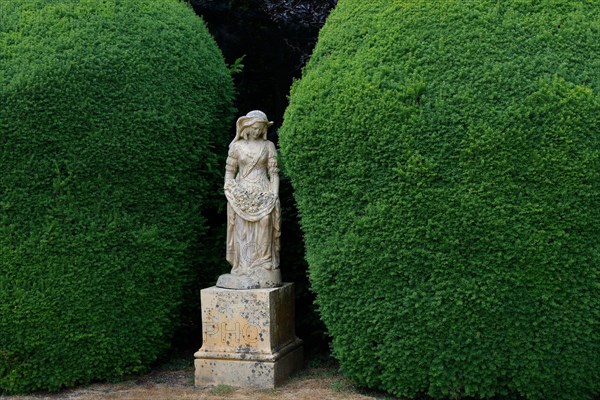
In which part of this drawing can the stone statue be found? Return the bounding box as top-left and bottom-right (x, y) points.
(216, 110), (282, 289)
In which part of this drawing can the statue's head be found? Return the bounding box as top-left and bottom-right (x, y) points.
(234, 110), (274, 142)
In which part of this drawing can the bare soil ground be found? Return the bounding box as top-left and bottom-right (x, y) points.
(2, 361), (387, 400)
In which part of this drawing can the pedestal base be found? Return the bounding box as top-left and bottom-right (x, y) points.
(195, 340), (303, 388)
(194, 283), (303, 389)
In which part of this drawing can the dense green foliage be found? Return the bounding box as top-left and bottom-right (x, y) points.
(0, 0), (233, 393)
(280, 0), (599, 398)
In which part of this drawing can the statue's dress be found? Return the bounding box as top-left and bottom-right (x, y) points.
(224, 140), (280, 276)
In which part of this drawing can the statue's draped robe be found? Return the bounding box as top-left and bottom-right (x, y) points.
(224, 140), (281, 275)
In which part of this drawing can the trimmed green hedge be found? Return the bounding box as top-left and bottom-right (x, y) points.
(0, 0), (233, 393)
(280, 0), (599, 399)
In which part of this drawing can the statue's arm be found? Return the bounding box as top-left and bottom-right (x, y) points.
(268, 141), (279, 195)
(225, 145), (238, 186)
(270, 170), (279, 195)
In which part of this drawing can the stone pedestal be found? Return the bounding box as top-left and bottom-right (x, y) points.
(194, 283), (303, 389)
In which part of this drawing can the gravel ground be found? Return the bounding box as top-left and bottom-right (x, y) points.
(1, 362), (387, 400)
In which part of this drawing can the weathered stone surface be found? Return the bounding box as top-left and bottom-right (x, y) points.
(194, 283), (303, 388)
(194, 343), (303, 389)
(216, 270), (281, 290)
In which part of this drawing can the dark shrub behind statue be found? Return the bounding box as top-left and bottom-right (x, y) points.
(0, 0), (233, 393)
(280, 1), (599, 399)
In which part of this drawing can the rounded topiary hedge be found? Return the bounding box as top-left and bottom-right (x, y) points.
(0, 0), (233, 393)
(280, 1), (599, 399)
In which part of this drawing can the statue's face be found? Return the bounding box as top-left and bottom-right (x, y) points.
(247, 121), (266, 139)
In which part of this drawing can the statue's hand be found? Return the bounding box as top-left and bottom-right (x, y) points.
(224, 178), (235, 190)
(269, 185), (278, 197)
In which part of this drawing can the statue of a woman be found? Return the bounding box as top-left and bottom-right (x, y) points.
(216, 110), (282, 289)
